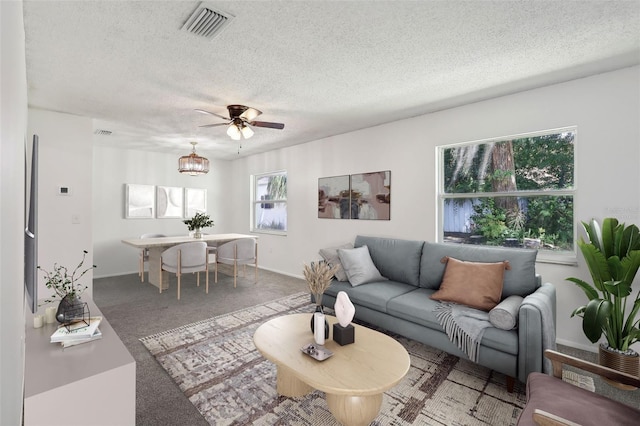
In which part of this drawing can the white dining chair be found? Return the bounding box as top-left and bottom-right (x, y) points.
(139, 233), (166, 282)
(215, 238), (258, 288)
(159, 241), (209, 300)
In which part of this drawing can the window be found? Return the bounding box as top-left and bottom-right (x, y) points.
(252, 171), (287, 234)
(438, 128), (576, 262)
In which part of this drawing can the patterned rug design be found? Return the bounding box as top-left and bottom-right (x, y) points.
(140, 292), (529, 425)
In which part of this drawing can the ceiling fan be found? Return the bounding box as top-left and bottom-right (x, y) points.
(195, 105), (285, 141)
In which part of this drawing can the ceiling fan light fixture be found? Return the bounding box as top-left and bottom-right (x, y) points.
(240, 124), (254, 139)
(227, 124), (242, 140)
(178, 142), (210, 175)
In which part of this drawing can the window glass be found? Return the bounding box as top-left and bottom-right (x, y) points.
(439, 129), (575, 258)
(252, 172), (287, 233)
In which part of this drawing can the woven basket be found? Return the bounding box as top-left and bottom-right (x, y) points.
(599, 344), (639, 390)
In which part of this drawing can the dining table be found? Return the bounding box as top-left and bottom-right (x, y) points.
(121, 233), (258, 290)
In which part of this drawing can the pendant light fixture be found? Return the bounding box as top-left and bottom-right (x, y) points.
(178, 142), (210, 175)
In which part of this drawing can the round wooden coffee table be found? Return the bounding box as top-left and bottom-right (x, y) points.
(253, 313), (410, 426)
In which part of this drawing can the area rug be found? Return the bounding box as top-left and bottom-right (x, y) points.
(140, 292), (588, 425)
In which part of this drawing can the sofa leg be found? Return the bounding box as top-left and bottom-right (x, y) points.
(506, 376), (515, 393)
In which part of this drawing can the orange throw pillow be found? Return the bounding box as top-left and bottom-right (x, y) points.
(430, 257), (510, 311)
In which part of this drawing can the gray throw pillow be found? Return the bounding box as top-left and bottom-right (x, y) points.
(338, 245), (387, 286)
(319, 243), (353, 281)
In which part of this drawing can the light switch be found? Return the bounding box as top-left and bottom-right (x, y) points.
(72, 215), (81, 224)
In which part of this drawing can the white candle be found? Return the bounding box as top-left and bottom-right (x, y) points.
(45, 306), (57, 324)
(33, 315), (44, 329)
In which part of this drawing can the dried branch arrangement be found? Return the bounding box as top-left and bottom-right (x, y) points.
(303, 261), (338, 305)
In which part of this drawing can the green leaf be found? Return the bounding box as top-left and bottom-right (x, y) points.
(601, 217), (617, 259)
(570, 305), (586, 317)
(577, 241), (611, 290)
(582, 299), (612, 343)
(565, 277), (599, 300)
(602, 280), (632, 298)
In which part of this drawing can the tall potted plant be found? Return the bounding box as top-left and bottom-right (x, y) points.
(567, 217), (640, 388)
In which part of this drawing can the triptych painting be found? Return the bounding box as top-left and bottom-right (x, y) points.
(125, 184), (206, 219)
(318, 170), (391, 220)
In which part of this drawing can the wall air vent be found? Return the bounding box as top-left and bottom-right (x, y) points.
(94, 129), (112, 136)
(181, 2), (234, 39)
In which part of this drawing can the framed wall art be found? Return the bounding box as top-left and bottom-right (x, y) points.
(349, 170), (391, 220)
(125, 184), (155, 219)
(156, 186), (184, 218)
(185, 188), (207, 217)
(318, 175), (350, 219)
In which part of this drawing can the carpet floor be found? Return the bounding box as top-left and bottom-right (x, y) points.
(140, 292), (528, 425)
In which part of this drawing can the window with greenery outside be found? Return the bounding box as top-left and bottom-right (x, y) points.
(439, 129), (575, 255)
(252, 171), (287, 233)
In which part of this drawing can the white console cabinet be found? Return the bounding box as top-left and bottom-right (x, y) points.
(24, 300), (136, 426)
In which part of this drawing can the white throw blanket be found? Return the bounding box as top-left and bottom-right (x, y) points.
(435, 302), (493, 362)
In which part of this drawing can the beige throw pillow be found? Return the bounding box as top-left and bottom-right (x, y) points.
(319, 243), (353, 281)
(430, 256), (510, 311)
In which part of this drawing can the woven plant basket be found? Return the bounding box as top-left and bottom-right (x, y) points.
(599, 344), (639, 390)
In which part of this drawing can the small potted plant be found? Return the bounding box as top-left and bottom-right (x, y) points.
(183, 212), (214, 238)
(38, 250), (96, 323)
(566, 217), (640, 388)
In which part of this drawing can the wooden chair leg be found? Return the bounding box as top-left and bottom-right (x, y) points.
(215, 261), (218, 283)
(205, 267), (209, 294)
(177, 273), (181, 300)
(196, 272), (200, 287)
(159, 267), (163, 294)
(139, 253), (144, 282)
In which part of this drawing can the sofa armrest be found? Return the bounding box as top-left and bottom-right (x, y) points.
(517, 282), (556, 382)
(532, 409), (580, 426)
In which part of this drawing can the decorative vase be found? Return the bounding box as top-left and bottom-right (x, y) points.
(310, 305), (329, 340)
(599, 343), (639, 390)
(194, 229), (202, 239)
(56, 294), (82, 323)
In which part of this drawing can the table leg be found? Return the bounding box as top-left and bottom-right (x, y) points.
(326, 393), (382, 426)
(147, 247), (169, 291)
(276, 365), (312, 397)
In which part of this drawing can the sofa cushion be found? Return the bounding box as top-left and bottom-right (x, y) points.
(387, 288), (518, 354)
(354, 235), (424, 286)
(420, 242), (538, 297)
(338, 245), (387, 286)
(319, 243), (353, 281)
(325, 279), (416, 313)
(430, 257), (508, 311)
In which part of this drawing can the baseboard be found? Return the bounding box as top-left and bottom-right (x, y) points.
(556, 338), (598, 354)
(256, 266), (304, 280)
(95, 266), (305, 281)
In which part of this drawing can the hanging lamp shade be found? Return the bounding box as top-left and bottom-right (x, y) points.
(178, 142), (210, 175)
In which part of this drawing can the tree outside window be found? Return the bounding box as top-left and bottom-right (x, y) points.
(252, 171), (287, 233)
(439, 128), (575, 257)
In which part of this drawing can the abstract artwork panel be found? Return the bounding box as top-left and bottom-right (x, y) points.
(157, 186), (184, 218)
(185, 188), (207, 217)
(350, 170), (391, 220)
(318, 175), (350, 219)
(125, 184), (155, 218)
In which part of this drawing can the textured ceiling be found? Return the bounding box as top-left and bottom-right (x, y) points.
(22, 1), (640, 160)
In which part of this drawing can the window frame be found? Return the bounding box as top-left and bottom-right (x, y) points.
(250, 170), (287, 236)
(436, 127), (578, 265)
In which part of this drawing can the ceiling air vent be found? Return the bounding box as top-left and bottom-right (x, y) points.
(94, 129), (112, 136)
(181, 3), (234, 39)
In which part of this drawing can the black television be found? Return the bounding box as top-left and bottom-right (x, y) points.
(25, 134), (38, 313)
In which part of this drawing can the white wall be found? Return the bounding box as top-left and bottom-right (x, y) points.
(92, 146), (231, 278)
(0, 1), (27, 423)
(227, 67), (640, 352)
(28, 109), (94, 299)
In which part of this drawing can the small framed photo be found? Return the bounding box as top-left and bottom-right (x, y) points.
(156, 186), (184, 218)
(125, 184), (155, 219)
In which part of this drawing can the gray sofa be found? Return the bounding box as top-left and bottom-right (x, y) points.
(322, 235), (556, 384)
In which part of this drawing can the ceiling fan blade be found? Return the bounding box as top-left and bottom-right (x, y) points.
(239, 107), (262, 121)
(250, 121), (285, 130)
(194, 109), (229, 120)
(199, 123), (229, 128)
